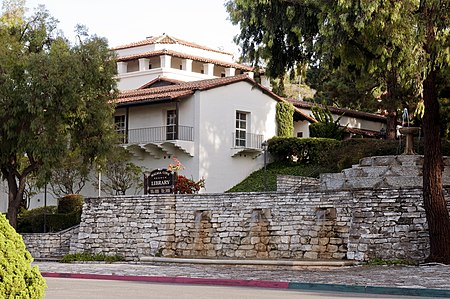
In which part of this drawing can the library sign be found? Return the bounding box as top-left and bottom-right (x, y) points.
(144, 169), (176, 194)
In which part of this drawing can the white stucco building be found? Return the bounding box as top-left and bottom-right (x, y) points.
(115, 75), (283, 193)
(0, 34), (388, 211)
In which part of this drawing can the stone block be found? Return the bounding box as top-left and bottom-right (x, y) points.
(319, 238), (329, 246)
(303, 252), (318, 259)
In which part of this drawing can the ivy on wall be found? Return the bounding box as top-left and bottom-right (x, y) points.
(276, 101), (294, 137)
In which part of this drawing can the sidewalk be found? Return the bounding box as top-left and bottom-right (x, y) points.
(35, 260), (450, 297)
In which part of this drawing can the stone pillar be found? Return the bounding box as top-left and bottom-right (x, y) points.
(203, 63), (214, 76)
(160, 55), (172, 69)
(139, 58), (150, 71)
(117, 62), (128, 74)
(225, 67), (236, 77)
(182, 59), (193, 72)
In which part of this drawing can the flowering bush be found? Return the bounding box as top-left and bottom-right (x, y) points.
(175, 175), (205, 194)
(168, 157), (184, 172)
(168, 157), (205, 194)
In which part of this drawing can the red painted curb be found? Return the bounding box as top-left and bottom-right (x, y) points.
(41, 272), (289, 289)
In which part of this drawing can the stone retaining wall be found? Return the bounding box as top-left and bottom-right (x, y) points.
(68, 187), (450, 262)
(22, 226), (79, 259)
(277, 175), (320, 192)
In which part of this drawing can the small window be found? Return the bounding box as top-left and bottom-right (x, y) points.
(235, 111), (248, 147)
(149, 63), (152, 69)
(297, 132), (303, 138)
(166, 110), (177, 140)
(115, 115), (126, 143)
(179, 65), (183, 70)
(200, 69), (204, 74)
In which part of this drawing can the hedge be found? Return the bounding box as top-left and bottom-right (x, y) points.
(268, 136), (340, 164)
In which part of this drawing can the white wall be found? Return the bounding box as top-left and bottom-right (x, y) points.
(117, 68), (217, 90)
(116, 43), (233, 63)
(297, 107), (385, 137)
(196, 81), (277, 192)
(294, 120), (311, 138)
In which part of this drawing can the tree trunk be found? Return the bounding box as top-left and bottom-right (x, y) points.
(5, 166), (28, 229)
(6, 171), (21, 229)
(385, 109), (397, 140)
(422, 68), (450, 264)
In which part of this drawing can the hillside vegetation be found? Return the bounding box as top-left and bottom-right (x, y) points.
(228, 137), (447, 192)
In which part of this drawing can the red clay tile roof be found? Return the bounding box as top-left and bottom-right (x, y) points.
(344, 126), (382, 137)
(116, 75), (314, 122)
(112, 34), (233, 55)
(138, 77), (185, 89)
(287, 98), (387, 123)
(116, 49), (253, 72)
(116, 75), (252, 105)
(115, 75), (290, 114)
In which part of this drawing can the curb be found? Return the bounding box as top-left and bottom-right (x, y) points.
(139, 257), (357, 267)
(41, 272), (288, 289)
(41, 272), (450, 297)
(288, 282), (450, 298)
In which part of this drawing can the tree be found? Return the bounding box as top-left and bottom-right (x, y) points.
(227, 0), (450, 263)
(226, 0), (420, 140)
(0, 2), (118, 228)
(100, 148), (144, 196)
(48, 150), (90, 198)
(306, 66), (381, 112)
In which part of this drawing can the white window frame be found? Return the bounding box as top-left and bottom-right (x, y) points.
(114, 114), (127, 143)
(166, 109), (177, 140)
(235, 111), (249, 147)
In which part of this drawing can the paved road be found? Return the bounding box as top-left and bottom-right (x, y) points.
(44, 278), (434, 299)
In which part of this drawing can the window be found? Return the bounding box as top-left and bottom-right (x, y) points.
(297, 132), (303, 138)
(235, 111), (247, 147)
(115, 115), (126, 143)
(166, 110), (177, 140)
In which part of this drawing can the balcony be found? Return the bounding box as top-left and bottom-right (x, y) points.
(231, 132), (264, 158)
(121, 125), (194, 158)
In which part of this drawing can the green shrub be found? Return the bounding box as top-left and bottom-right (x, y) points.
(309, 105), (345, 140)
(58, 194), (84, 214)
(60, 252), (125, 263)
(322, 139), (402, 171)
(268, 137), (340, 164)
(17, 206), (81, 233)
(309, 122), (345, 140)
(276, 101), (294, 137)
(0, 214), (46, 298)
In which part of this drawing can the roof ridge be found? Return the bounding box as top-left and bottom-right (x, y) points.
(112, 34), (232, 55)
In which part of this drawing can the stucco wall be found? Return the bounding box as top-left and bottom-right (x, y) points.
(197, 81), (277, 192)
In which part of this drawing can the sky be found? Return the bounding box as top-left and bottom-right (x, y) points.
(25, 0), (241, 55)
